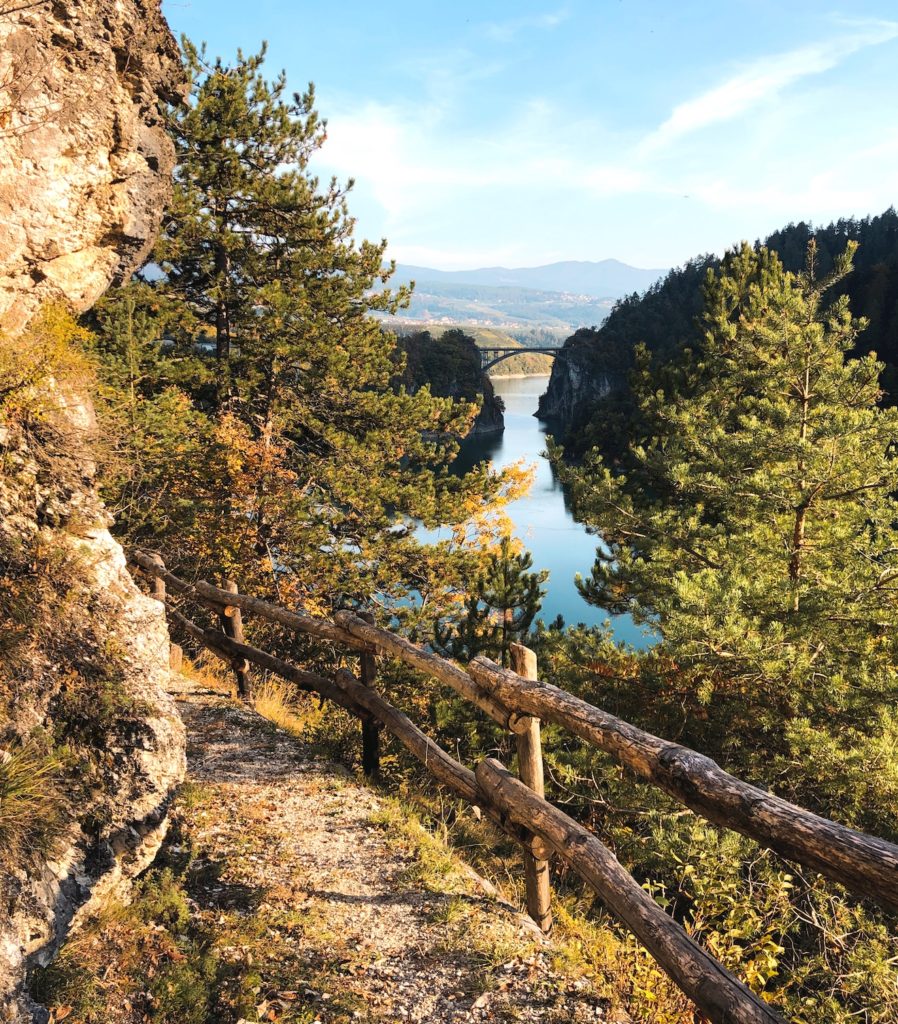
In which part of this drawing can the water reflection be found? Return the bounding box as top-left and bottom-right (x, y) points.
(448, 375), (650, 647)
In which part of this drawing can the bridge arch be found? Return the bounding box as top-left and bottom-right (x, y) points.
(478, 346), (563, 374)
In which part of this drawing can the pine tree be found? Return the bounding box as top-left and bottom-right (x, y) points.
(562, 241), (898, 773)
(93, 40), (513, 619)
(437, 535), (547, 666)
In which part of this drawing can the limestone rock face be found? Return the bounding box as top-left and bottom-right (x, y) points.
(0, 3), (186, 1019)
(536, 327), (616, 428)
(0, 0), (182, 331)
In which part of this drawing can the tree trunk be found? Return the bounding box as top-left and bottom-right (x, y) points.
(789, 361), (812, 611)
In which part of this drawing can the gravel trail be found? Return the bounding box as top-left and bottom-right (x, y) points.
(172, 684), (613, 1023)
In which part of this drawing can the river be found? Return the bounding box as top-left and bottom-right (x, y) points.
(450, 375), (649, 647)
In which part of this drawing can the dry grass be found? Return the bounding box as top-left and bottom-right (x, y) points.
(177, 656), (233, 695)
(384, 786), (695, 1022)
(177, 659), (325, 741)
(0, 744), (67, 868)
(251, 676), (326, 738)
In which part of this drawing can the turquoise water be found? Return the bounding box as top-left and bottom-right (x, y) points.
(438, 375), (651, 647)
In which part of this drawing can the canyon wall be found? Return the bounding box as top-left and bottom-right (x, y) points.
(0, 3), (185, 1019)
(536, 327), (617, 429)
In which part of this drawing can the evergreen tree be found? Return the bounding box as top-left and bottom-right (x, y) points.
(92, 40), (514, 620)
(437, 535), (547, 666)
(562, 242), (898, 809)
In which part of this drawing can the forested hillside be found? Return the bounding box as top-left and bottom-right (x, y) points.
(543, 208), (898, 457)
(394, 327), (505, 433)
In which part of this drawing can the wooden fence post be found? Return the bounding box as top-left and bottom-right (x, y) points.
(147, 553), (166, 602)
(168, 643), (183, 672)
(145, 554), (182, 672)
(359, 611), (380, 780)
(509, 642), (552, 934)
(219, 579), (252, 700)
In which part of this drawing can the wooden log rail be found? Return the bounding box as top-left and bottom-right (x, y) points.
(477, 759), (783, 1024)
(153, 609), (785, 1023)
(166, 606), (367, 721)
(334, 671), (783, 1024)
(129, 548), (898, 1024)
(131, 549), (898, 916)
(467, 658), (898, 915)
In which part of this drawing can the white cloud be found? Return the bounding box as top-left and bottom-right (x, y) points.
(312, 18), (898, 268)
(318, 94), (652, 222)
(641, 19), (898, 153)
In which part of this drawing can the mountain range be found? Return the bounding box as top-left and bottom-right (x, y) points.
(384, 259), (667, 331)
(390, 258), (666, 297)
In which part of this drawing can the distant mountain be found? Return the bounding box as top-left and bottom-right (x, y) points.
(381, 259), (667, 331)
(383, 282), (616, 332)
(390, 259), (667, 298)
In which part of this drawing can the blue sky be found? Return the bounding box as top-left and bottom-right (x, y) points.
(161, 1), (898, 271)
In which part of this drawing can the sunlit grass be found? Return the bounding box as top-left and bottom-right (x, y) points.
(252, 676), (325, 738)
(0, 744), (67, 868)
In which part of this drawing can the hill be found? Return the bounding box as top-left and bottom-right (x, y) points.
(391, 258), (666, 296)
(394, 323), (558, 376)
(381, 259), (667, 331)
(540, 207), (898, 456)
(394, 328), (505, 433)
(383, 281), (615, 331)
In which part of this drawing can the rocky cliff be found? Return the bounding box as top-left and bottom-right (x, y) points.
(0, 0), (181, 333)
(535, 327), (616, 427)
(0, 3), (185, 1019)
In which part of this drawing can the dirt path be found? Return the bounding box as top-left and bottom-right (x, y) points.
(170, 684), (611, 1023)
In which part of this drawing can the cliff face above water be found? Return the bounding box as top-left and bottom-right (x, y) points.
(0, 4), (185, 1019)
(534, 258), (713, 454)
(535, 328), (616, 426)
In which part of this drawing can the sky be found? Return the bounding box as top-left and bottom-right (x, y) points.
(161, 0), (898, 271)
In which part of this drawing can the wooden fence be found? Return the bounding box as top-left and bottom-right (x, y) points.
(130, 548), (898, 1024)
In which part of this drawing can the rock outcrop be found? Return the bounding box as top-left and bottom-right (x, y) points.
(469, 372), (505, 436)
(0, 0), (182, 334)
(0, 3), (185, 1019)
(535, 327), (615, 427)
(395, 328), (505, 436)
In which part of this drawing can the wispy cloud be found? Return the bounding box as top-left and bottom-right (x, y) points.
(319, 96), (646, 225)
(314, 16), (898, 267)
(641, 19), (898, 153)
(397, 48), (505, 118)
(481, 8), (570, 43)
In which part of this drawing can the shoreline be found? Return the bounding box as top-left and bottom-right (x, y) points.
(488, 372), (552, 380)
